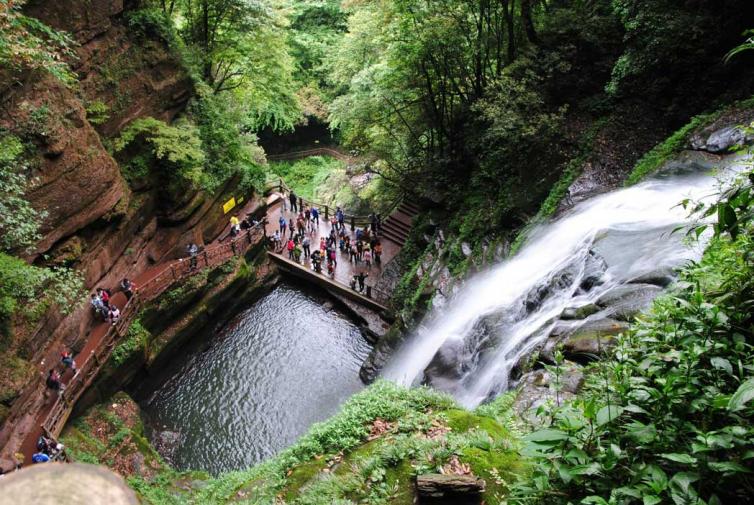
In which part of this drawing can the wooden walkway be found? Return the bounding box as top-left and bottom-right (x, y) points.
(3, 189), (416, 469)
(4, 198), (267, 468)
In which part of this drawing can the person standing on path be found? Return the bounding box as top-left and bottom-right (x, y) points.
(356, 271), (369, 292)
(302, 236), (311, 259)
(311, 207), (319, 226)
(187, 243), (199, 270)
(120, 278), (135, 299)
(336, 207), (345, 231)
(61, 350), (77, 372)
(288, 217), (295, 239)
(289, 191), (298, 213)
(230, 215), (240, 237)
(374, 241), (383, 265)
(287, 238), (295, 259)
(279, 215), (287, 236)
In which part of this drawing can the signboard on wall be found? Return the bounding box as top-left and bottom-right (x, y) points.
(223, 197), (236, 214)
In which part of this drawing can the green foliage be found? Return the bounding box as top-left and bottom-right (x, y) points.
(187, 87), (265, 192)
(114, 116), (205, 189)
(0, 0), (76, 84)
(0, 134), (45, 252)
(84, 101), (111, 126)
(510, 169), (754, 504)
(269, 155), (344, 201)
(626, 114), (716, 186)
(0, 252), (85, 336)
(110, 318), (150, 366)
(164, 0), (301, 131)
(193, 381), (456, 503)
(726, 29), (754, 62)
(607, 0), (754, 102)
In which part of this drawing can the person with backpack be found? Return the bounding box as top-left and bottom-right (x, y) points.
(279, 215), (287, 236)
(302, 236), (311, 259)
(61, 350), (76, 372)
(121, 278), (135, 299)
(311, 206), (319, 226)
(90, 293), (107, 320)
(97, 288), (110, 308)
(46, 369), (63, 393)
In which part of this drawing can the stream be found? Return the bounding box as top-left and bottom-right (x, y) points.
(138, 283), (370, 475)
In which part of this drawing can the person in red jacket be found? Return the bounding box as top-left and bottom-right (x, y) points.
(287, 238), (295, 259)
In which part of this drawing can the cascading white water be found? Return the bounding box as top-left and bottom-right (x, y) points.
(383, 152), (749, 408)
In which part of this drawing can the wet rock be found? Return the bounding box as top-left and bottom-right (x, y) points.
(692, 126), (754, 153)
(561, 318), (628, 362)
(628, 267), (676, 287)
(153, 430), (181, 462)
(596, 283), (663, 321)
(560, 303), (600, 320)
(525, 270), (575, 312)
(513, 363), (584, 426)
(580, 250), (607, 291)
(461, 242), (473, 257)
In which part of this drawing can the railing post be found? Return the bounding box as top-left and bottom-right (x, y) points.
(231, 240), (237, 255)
(299, 197), (303, 212)
(247, 229), (253, 244)
(325, 205), (329, 220)
(279, 178), (283, 192)
(350, 216), (355, 232)
(170, 264), (177, 280)
(366, 286), (372, 299)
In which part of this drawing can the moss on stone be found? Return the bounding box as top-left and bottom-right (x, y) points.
(445, 409), (509, 439)
(280, 458), (330, 501)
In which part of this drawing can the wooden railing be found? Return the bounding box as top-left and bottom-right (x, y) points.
(266, 147), (353, 163)
(266, 178), (402, 229)
(40, 223), (267, 437)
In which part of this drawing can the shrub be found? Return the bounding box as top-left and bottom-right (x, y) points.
(511, 166), (754, 504)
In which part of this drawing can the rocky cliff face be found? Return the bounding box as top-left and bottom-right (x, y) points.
(0, 0), (244, 453)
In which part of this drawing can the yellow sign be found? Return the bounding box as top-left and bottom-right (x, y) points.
(237, 196), (244, 204)
(223, 197), (236, 214)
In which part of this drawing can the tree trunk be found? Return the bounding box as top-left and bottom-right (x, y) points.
(502, 0), (516, 64)
(521, 0), (538, 44)
(202, 0), (212, 83)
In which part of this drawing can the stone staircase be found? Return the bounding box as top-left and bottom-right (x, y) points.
(380, 201), (421, 247)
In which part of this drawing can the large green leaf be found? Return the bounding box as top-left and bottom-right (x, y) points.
(596, 405), (624, 427)
(728, 378), (754, 412)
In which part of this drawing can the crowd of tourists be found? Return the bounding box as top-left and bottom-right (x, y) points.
(271, 190), (384, 295)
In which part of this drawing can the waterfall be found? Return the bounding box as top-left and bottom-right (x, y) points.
(383, 153), (748, 408)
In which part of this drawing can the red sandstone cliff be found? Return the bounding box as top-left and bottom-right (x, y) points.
(0, 0), (252, 455)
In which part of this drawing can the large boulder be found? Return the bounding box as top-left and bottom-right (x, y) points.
(596, 283), (663, 321)
(561, 318), (628, 360)
(690, 126), (754, 153)
(513, 363), (584, 426)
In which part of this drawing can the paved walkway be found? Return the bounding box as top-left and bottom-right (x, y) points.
(10, 194), (404, 467)
(265, 196), (400, 292)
